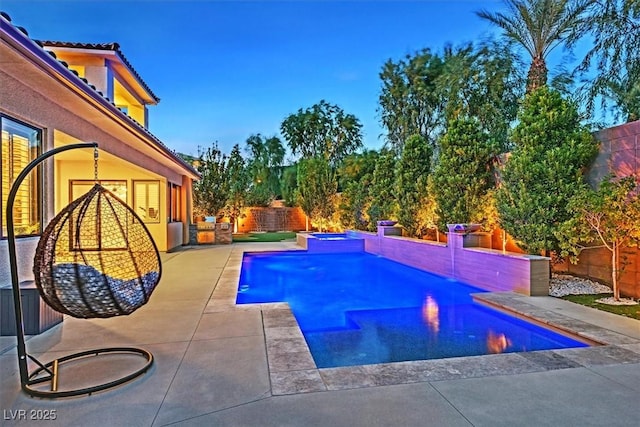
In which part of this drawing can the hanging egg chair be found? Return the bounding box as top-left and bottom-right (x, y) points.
(8, 143), (158, 398)
(33, 184), (161, 319)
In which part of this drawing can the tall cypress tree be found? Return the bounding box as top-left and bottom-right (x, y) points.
(496, 87), (598, 255)
(396, 135), (433, 237)
(224, 144), (248, 231)
(367, 149), (398, 231)
(193, 142), (228, 219)
(337, 150), (379, 231)
(432, 117), (497, 231)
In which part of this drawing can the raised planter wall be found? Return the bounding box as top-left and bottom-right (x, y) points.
(454, 248), (549, 296)
(350, 226), (549, 296)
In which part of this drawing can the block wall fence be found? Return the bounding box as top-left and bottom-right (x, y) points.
(554, 120), (640, 299)
(235, 207), (308, 233)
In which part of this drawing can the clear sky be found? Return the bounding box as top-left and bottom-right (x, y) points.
(2, 0), (503, 157)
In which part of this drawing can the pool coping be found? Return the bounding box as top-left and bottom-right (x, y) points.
(210, 246), (640, 396)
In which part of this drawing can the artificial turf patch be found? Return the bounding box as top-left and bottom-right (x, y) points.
(232, 231), (297, 242)
(561, 293), (640, 320)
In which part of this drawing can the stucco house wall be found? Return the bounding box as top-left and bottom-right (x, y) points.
(0, 14), (200, 295)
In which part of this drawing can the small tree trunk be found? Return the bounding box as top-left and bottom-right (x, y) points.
(502, 230), (507, 253)
(612, 240), (620, 301)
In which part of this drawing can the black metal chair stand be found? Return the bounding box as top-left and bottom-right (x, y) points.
(6, 143), (155, 398)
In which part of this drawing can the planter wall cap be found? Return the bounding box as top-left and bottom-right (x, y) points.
(447, 223), (482, 233)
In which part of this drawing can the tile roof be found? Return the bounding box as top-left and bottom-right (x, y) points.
(37, 40), (160, 103)
(0, 11), (199, 178)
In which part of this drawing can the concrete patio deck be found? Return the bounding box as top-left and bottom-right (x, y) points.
(1, 242), (639, 426)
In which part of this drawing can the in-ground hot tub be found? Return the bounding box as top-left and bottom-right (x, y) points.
(297, 232), (364, 252)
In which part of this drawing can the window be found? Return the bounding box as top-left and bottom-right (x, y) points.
(70, 180), (127, 202)
(168, 183), (182, 222)
(133, 180), (160, 223)
(1, 116), (41, 238)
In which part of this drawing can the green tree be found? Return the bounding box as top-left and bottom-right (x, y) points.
(280, 164), (298, 207)
(337, 150), (379, 230)
(436, 40), (523, 152)
(280, 100), (363, 165)
(281, 100), (363, 227)
(578, 0), (640, 122)
(367, 149), (397, 230)
(477, 0), (591, 93)
(296, 156), (337, 232)
(193, 142), (228, 219)
(496, 87), (598, 255)
(244, 134), (285, 206)
(559, 176), (640, 300)
(395, 135), (433, 237)
(601, 60), (640, 123)
(432, 117), (498, 231)
(379, 41), (522, 157)
(223, 144), (248, 231)
(378, 49), (444, 153)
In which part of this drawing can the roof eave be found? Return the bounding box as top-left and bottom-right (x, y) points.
(1, 16), (199, 180)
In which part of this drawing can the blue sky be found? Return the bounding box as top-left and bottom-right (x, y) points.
(3, 0), (504, 157)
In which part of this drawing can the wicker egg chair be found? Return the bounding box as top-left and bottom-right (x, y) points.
(34, 183), (161, 318)
(7, 143), (159, 398)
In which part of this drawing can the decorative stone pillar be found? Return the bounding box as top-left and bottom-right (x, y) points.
(376, 220), (402, 237)
(214, 222), (232, 244)
(188, 224), (198, 245)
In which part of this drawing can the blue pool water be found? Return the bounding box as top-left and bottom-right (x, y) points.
(236, 251), (587, 368)
(310, 232), (350, 240)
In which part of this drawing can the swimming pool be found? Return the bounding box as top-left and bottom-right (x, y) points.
(236, 251), (588, 368)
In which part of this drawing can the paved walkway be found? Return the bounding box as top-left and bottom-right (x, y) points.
(1, 243), (639, 426)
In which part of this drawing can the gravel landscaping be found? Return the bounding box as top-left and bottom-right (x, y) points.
(550, 274), (638, 306)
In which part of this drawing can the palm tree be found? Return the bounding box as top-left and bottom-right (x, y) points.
(477, 0), (591, 93)
(578, 0), (640, 122)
